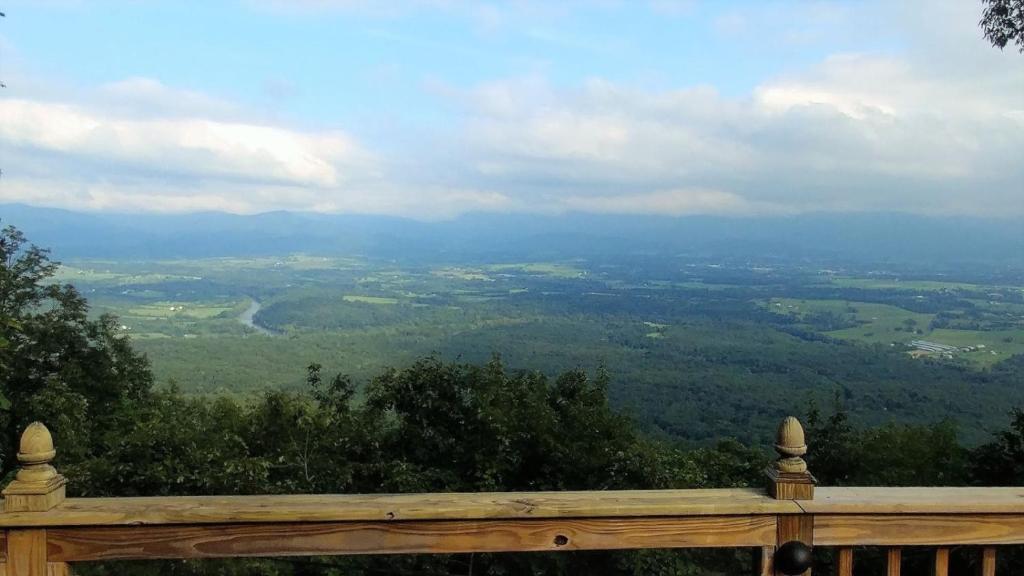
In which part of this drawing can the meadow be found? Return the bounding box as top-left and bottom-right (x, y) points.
(767, 293), (1024, 367)
(59, 254), (1024, 445)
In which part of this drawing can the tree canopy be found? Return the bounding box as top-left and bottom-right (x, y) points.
(4, 222), (1024, 575)
(981, 0), (1024, 52)
(0, 225), (152, 481)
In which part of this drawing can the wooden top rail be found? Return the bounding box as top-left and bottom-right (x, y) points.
(0, 489), (799, 528)
(0, 418), (1020, 576)
(806, 486), (1024, 514)
(1, 487), (1023, 528)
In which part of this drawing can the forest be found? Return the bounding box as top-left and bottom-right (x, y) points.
(3, 225), (1024, 576)
(48, 239), (1024, 447)
(1, 0), (1022, 573)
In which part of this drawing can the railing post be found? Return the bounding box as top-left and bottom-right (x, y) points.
(2, 422), (71, 576)
(766, 416), (815, 576)
(766, 416), (815, 500)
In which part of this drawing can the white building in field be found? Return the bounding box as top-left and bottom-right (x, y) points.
(909, 340), (958, 354)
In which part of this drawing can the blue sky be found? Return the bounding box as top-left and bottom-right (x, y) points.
(5, 2), (887, 115)
(0, 1), (1020, 218)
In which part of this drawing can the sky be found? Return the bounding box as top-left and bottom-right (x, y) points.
(0, 0), (1021, 219)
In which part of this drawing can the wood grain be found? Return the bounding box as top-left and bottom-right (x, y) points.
(836, 547), (852, 576)
(2, 486), (65, 515)
(886, 548), (900, 576)
(46, 515), (777, 561)
(0, 487), (1020, 567)
(758, 545), (773, 576)
(6, 530), (46, 576)
(981, 547), (996, 576)
(933, 547), (949, 576)
(814, 514), (1024, 546)
(770, 480), (814, 501)
(0, 489), (801, 528)
(2, 487), (1024, 529)
(0, 562), (67, 576)
(766, 468), (815, 501)
(776, 515), (812, 576)
(777, 515), (813, 546)
(802, 488), (1024, 514)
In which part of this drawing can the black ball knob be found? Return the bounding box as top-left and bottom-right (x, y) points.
(775, 540), (813, 575)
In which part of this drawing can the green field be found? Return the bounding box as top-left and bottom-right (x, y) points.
(927, 329), (1024, 364)
(487, 262), (586, 278)
(765, 296), (1024, 367)
(826, 277), (991, 291)
(769, 298), (933, 342)
(342, 295), (400, 305)
(55, 254), (1024, 445)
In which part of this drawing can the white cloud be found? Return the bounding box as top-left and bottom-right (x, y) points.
(1, 0), (1021, 219)
(451, 36), (1023, 217)
(0, 98), (365, 187)
(0, 176), (263, 213)
(95, 78), (244, 120)
(0, 86), (512, 218)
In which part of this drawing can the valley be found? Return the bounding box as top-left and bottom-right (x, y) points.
(57, 253), (1024, 446)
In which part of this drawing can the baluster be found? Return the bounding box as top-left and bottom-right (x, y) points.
(759, 546), (773, 576)
(980, 547), (996, 576)
(887, 547), (901, 576)
(836, 548), (853, 576)
(934, 547), (949, 576)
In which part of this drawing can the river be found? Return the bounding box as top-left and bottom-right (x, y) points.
(238, 298), (277, 336)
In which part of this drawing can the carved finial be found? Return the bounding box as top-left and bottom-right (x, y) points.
(16, 422), (58, 482)
(3, 421), (67, 511)
(774, 416), (807, 473)
(766, 416), (815, 500)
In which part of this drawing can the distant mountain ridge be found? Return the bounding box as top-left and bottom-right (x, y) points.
(2, 203), (1022, 269)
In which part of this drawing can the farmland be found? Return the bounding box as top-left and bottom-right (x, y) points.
(57, 254), (1024, 445)
(766, 297), (1024, 366)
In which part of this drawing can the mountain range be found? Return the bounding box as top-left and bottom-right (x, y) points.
(3, 203), (1022, 270)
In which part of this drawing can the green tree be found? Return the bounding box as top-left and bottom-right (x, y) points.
(981, 0), (1024, 52)
(971, 408), (1024, 485)
(0, 225), (153, 482)
(807, 401), (968, 486)
(359, 357), (657, 493)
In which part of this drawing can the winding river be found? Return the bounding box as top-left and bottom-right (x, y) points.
(238, 298), (277, 336)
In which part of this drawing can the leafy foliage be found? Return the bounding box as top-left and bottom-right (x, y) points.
(5, 224), (1024, 575)
(981, 0), (1024, 52)
(972, 408), (1024, 484)
(0, 225), (152, 480)
(61, 248), (1024, 447)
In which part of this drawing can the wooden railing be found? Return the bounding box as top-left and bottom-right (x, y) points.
(0, 417), (1021, 575)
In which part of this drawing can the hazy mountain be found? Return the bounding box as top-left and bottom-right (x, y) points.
(3, 203), (1022, 269)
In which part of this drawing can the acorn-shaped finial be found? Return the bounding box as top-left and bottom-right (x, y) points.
(18, 422), (56, 464)
(3, 421), (67, 512)
(775, 416), (807, 458)
(15, 421), (58, 483)
(767, 416), (815, 499)
(774, 416), (808, 474)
